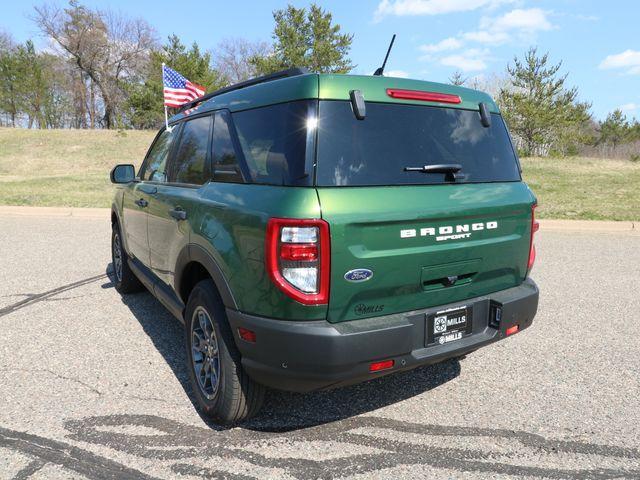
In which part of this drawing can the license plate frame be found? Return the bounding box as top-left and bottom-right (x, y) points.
(426, 305), (473, 346)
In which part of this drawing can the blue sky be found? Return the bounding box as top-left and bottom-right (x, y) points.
(2, 0), (639, 120)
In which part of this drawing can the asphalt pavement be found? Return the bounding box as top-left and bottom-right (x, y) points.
(0, 213), (639, 479)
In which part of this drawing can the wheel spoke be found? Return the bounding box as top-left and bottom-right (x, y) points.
(198, 361), (208, 384)
(198, 311), (207, 337)
(192, 331), (206, 353)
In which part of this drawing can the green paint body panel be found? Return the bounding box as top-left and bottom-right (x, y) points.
(317, 74), (499, 112)
(316, 182), (535, 322)
(170, 73), (498, 123)
(191, 183), (326, 320)
(119, 72), (534, 327)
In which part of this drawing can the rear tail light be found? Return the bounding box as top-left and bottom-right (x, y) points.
(527, 203), (540, 272)
(386, 88), (461, 104)
(265, 218), (330, 305)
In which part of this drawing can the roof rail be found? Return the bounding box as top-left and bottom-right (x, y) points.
(177, 67), (311, 113)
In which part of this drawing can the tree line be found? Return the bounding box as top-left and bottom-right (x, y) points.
(450, 49), (640, 160)
(0, 2), (350, 130)
(0, 1), (638, 160)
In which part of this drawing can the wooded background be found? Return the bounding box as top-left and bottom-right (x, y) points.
(0, 1), (638, 160)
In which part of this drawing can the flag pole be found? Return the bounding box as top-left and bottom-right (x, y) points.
(162, 63), (170, 131)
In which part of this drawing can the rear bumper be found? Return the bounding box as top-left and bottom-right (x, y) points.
(227, 278), (538, 392)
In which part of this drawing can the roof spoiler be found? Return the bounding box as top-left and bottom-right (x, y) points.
(178, 67), (310, 113)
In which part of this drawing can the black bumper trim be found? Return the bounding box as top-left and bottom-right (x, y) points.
(226, 278), (539, 392)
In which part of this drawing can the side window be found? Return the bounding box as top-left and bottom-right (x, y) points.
(171, 115), (212, 185)
(212, 111), (243, 183)
(142, 129), (175, 182)
(231, 100), (314, 186)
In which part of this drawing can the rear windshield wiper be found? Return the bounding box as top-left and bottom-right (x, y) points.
(404, 163), (464, 181)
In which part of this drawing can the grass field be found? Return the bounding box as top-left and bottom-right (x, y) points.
(0, 128), (638, 220)
(0, 128), (154, 208)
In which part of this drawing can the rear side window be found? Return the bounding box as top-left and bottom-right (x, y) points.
(212, 111), (243, 183)
(316, 101), (521, 186)
(232, 101), (315, 186)
(171, 115), (212, 185)
(142, 129), (175, 182)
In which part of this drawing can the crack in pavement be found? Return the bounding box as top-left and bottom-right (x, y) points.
(0, 425), (160, 480)
(0, 368), (103, 395)
(0, 274), (108, 318)
(0, 368), (186, 407)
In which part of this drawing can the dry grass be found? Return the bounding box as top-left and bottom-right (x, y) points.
(0, 128), (155, 207)
(520, 156), (640, 221)
(0, 128), (638, 220)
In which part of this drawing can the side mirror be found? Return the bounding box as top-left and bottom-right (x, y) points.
(110, 164), (136, 184)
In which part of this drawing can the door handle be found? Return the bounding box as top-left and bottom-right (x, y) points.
(139, 185), (158, 195)
(169, 208), (187, 221)
(134, 198), (148, 208)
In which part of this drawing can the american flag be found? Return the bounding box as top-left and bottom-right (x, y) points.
(162, 65), (205, 108)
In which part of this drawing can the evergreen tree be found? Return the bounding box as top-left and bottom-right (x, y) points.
(599, 109), (629, 148)
(126, 35), (226, 129)
(448, 71), (466, 86)
(499, 47), (591, 156)
(251, 4), (353, 75)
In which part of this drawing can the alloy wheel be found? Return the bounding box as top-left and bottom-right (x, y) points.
(191, 306), (221, 400)
(113, 232), (123, 282)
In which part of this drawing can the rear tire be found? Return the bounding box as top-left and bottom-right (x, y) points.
(185, 279), (265, 424)
(111, 223), (143, 294)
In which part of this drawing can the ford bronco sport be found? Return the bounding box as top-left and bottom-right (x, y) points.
(110, 68), (539, 424)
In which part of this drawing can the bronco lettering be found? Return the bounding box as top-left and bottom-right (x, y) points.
(401, 221), (498, 242)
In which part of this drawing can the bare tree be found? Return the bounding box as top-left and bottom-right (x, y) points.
(0, 30), (13, 52)
(213, 37), (270, 84)
(33, 2), (157, 128)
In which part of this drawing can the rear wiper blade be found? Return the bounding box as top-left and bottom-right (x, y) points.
(404, 163), (464, 180)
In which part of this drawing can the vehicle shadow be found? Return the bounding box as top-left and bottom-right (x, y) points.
(104, 264), (461, 432)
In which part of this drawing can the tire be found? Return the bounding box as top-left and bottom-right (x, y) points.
(111, 223), (143, 294)
(185, 279), (265, 424)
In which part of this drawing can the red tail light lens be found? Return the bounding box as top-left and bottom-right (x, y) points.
(280, 243), (318, 261)
(265, 218), (330, 305)
(528, 203), (539, 271)
(386, 88), (461, 104)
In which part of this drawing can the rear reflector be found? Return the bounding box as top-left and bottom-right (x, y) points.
(238, 327), (256, 343)
(386, 88), (461, 104)
(528, 203), (540, 271)
(505, 325), (519, 336)
(370, 359), (394, 372)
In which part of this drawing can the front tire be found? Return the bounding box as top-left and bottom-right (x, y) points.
(111, 223), (143, 294)
(185, 280), (265, 424)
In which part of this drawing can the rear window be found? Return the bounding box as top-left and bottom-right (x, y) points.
(232, 101), (315, 186)
(315, 101), (520, 186)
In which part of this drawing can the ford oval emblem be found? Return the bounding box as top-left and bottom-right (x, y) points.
(344, 269), (373, 282)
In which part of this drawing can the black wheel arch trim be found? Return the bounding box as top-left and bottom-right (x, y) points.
(174, 243), (238, 311)
(111, 204), (130, 254)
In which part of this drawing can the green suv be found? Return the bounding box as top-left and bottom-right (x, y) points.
(110, 68), (539, 423)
